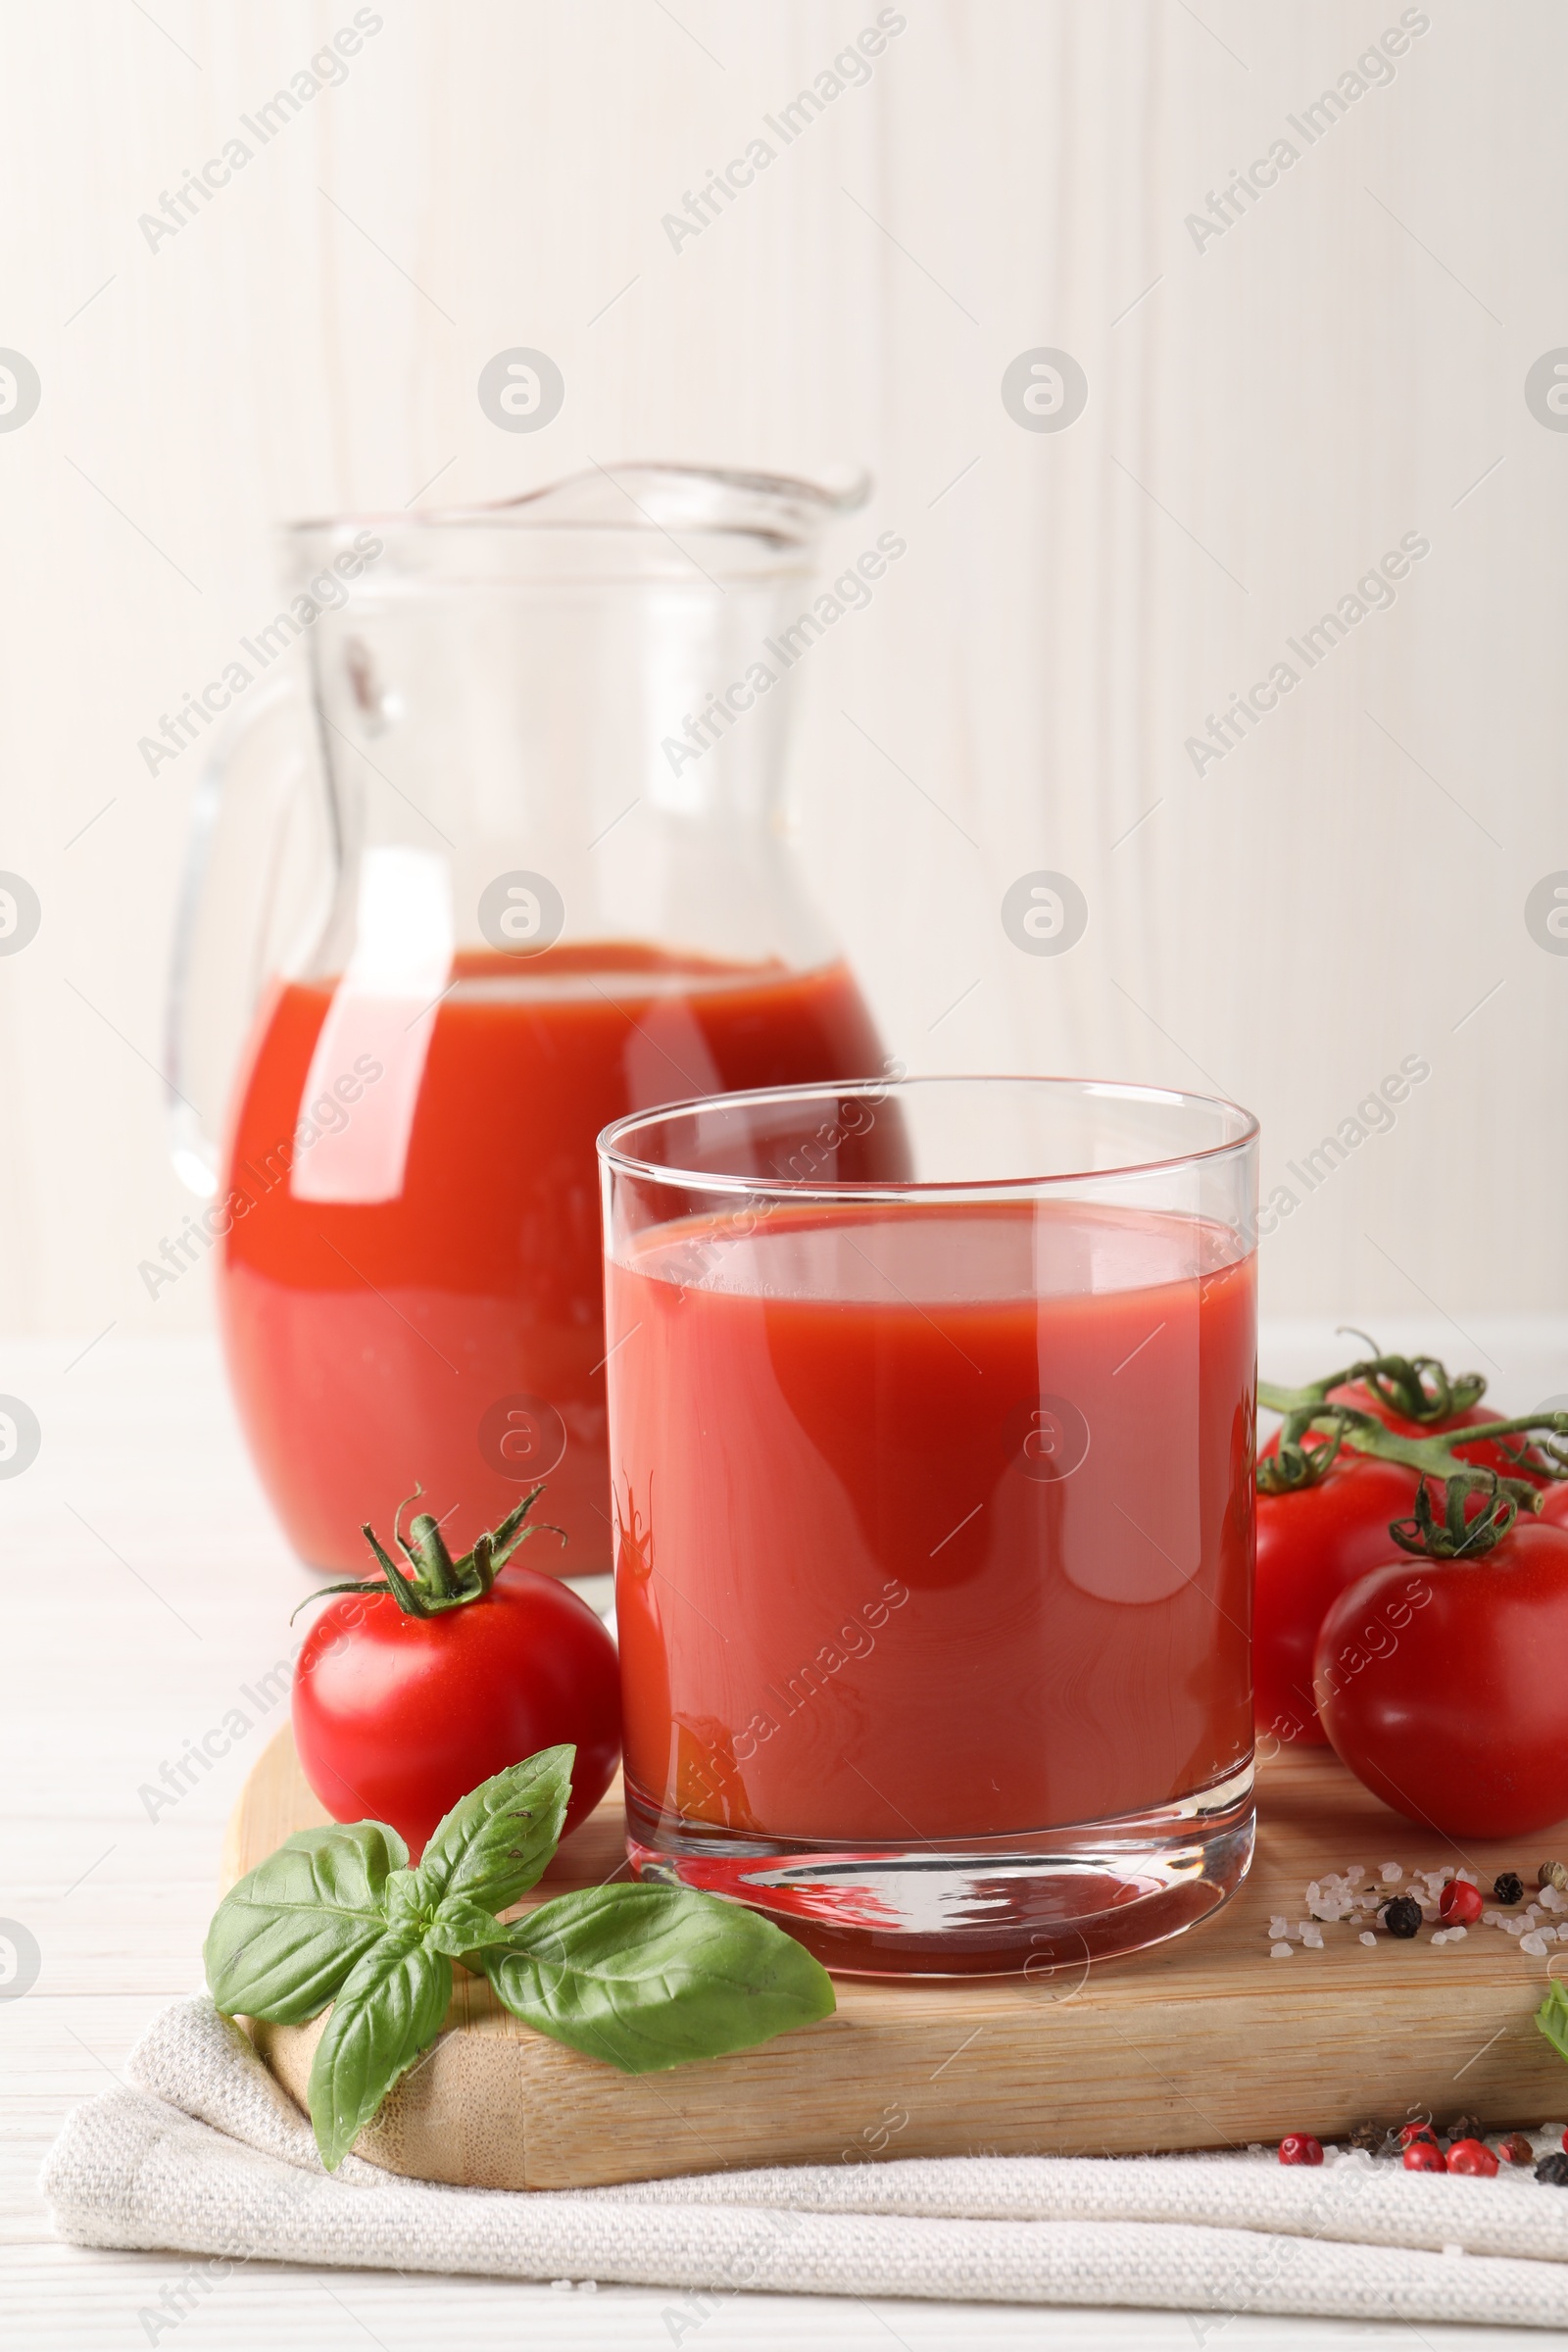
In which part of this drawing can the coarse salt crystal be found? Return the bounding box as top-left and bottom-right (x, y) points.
(1302, 1927), (1324, 1949)
(1431, 1930), (1448, 1945)
(1521, 1933), (1548, 1956)
(1381, 1862), (1403, 1881)
(1345, 1864), (1362, 1880)
(1271, 1942), (1293, 1959)
(1445, 1925), (1467, 1940)
(1455, 1869), (1478, 1886)
(1359, 1932), (1377, 1947)
(1268, 1918), (1289, 1938)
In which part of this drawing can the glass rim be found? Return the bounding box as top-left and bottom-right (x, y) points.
(598, 1074), (1260, 1200)
(283, 462), (872, 544)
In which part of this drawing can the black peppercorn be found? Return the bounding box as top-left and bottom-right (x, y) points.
(1448, 2114), (1483, 2143)
(1535, 2151), (1568, 2187)
(1494, 1872), (1525, 1906)
(1383, 1894), (1423, 1938)
(1347, 2119), (1384, 2152)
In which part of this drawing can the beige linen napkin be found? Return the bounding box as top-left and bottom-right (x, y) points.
(41, 1997), (1568, 2328)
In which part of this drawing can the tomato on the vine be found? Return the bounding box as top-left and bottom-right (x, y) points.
(1537, 1481), (1568, 1533)
(1255, 1452), (1426, 1747)
(292, 1488), (620, 1859)
(1310, 1377), (1539, 1483)
(1313, 1489), (1568, 1838)
(1254, 1351), (1551, 1749)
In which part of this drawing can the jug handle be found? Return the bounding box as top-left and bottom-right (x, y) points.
(163, 664), (322, 1196)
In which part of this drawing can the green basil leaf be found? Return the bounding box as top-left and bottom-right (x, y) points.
(1536, 1980), (1568, 2064)
(382, 1867), (431, 1932)
(307, 1927), (452, 2172)
(204, 1821), (407, 2024)
(425, 1897), (515, 1957)
(481, 1885), (836, 2073)
(412, 1747), (574, 1916)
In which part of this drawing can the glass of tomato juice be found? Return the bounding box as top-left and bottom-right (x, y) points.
(599, 1076), (1260, 1976)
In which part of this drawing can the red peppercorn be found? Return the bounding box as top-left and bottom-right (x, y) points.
(1439, 1880), (1484, 1926)
(1404, 2140), (1446, 2173)
(1279, 2132), (1323, 2167)
(1446, 2138), (1499, 2178)
(1399, 2122), (1439, 2149)
(1498, 2133), (1535, 2167)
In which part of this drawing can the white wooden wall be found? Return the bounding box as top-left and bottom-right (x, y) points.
(2, 0), (1563, 1340)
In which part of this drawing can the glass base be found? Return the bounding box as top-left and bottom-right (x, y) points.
(626, 1760), (1254, 1978)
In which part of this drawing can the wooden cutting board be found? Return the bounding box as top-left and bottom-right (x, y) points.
(221, 1727), (1568, 2192)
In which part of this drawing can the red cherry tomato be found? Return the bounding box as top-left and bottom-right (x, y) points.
(1538, 1483), (1568, 1532)
(1255, 1453), (1425, 1747)
(1255, 1384), (1542, 1750)
(292, 1565), (621, 1859)
(1320, 1380), (1525, 1473)
(1312, 1522), (1568, 1837)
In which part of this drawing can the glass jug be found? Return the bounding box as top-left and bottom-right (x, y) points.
(167, 466), (891, 1580)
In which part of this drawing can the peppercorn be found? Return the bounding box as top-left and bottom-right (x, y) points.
(1498, 2133), (1535, 2167)
(1447, 2114), (1483, 2143)
(1535, 2151), (1568, 2186)
(1439, 1882), (1484, 1926)
(1446, 2138), (1499, 2179)
(1494, 1872), (1525, 1906)
(1399, 2122), (1439, 2150)
(1404, 2140), (1445, 2173)
(1347, 2119), (1384, 2153)
(1538, 1861), (1568, 1894)
(1279, 2132), (1323, 2166)
(1383, 1894), (1423, 1938)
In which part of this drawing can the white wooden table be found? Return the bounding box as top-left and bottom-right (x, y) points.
(5, 1322), (1564, 2348)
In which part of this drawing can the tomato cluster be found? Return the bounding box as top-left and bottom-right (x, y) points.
(1254, 1362), (1568, 1837)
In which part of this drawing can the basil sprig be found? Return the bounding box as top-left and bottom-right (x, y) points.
(205, 1743), (835, 2170)
(1537, 1979), (1568, 2067)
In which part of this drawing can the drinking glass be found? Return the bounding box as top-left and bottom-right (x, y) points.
(599, 1075), (1259, 1975)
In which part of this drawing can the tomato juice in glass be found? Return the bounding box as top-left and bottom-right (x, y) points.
(218, 945), (886, 1578)
(600, 1077), (1260, 1975)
